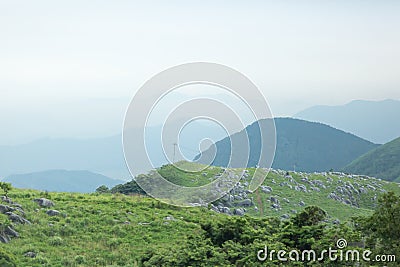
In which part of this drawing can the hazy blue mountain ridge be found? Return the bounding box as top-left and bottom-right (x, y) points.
(3, 169), (123, 193)
(196, 118), (379, 172)
(294, 99), (400, 144)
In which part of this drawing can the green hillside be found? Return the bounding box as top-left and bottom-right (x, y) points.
(1, 163), (400, 266)
(344, 137), (400, 182)
(113, 162), (400, 222)
(196, 118), (378, 172)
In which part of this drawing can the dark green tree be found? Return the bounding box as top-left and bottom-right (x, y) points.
(110, 178), (146, 195)
(0, 182), (12, 197)
(95, 185), (110, 194)
(280, 206), (328, 251)
(292, 206), (327, 227)
(357, 191), (400, 260)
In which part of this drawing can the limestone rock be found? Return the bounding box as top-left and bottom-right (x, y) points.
(24, 252), (37, 258)
(0, 204), (14, 214)
(234, 208), (245, 216)
(33, 198), (54, 207)
(46, 210), (61, 216)
(6, 212), (31, 224)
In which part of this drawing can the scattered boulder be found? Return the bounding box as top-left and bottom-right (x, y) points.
(238, 199), (252, 207)
(366, 184), (376, 191)
(234, 208), (245, 216)
(0, 234), (10, 243)
(312, 180), (325, 187)
(46, 210), (61, 216)
(210, 204), (219, 213)
(260, 186), (272, 193)
(164, 215), (175, 221)
(311, 187), (320, 192)
(4, 226), (19, 238)
(271, 203), (280, 209)
(343, 199), (352, 205)
(220, 207), (231, 214)
(358, 187), (367, 194)
(5, 212), (31, 224)
(0, 204), (14, 214)
(0, 225), (19, 243)
(269, 197), (279, 204)
(299, 201), (305, 206)
(33, 198), (54, 207)
(234, 195), (243, 201)
(24, 252), (37, 258)
(1, 196), (13, 204)
(281, 214), (290, 219)
(298, 184), (307, 192)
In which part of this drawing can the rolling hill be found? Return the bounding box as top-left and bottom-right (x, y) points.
(343, 136), (400, 182)
(294, 99), (400, 144)
(195, 118), (379, 172)
(1, 163), (399, 266)
(112, 161), (400, 221)
(2, 170), (123, 193)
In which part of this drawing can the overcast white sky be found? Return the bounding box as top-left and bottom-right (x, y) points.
(1, 1), (400, 145)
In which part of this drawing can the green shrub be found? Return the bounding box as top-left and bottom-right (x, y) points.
(96, 185), (110, 194)
(0, 182), (12, 197)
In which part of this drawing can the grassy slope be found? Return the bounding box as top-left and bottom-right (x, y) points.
(344, 136), (400, 181)
(1, 163), (400, 266)
(245, 171), (388, 220)
(1, 189), (219, 266)
(157, 163), (400, 221)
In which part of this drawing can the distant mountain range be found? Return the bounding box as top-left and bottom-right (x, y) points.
(196, 118), (379, 172)
(1, 115), (391, 189)
(344, 136), (400, 182)
(3, 170), (123, 193)
(0, 135), (130, 180)
(294, 99), (400, 144)
(0, 121), (227, 180)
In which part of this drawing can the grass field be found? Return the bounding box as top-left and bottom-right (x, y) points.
(1, 163), (399, 266)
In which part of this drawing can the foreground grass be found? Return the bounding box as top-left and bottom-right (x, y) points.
(1, 189), (222, 266)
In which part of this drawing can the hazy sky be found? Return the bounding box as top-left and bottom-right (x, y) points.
(1, 1), (400, 145)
